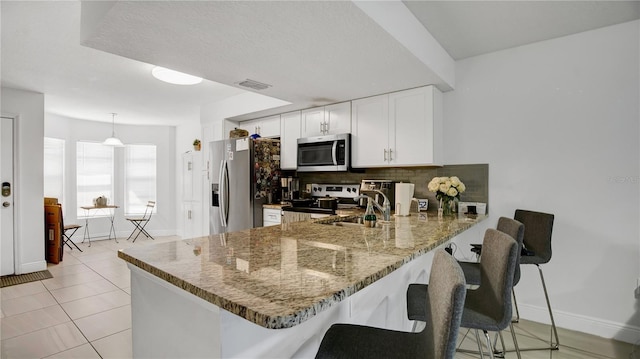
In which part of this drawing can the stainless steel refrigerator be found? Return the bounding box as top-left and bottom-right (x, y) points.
(209, 137), (280, 234)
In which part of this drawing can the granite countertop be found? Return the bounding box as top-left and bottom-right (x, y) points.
(263, 203), (288, 209)
(118, 212), (485, 329)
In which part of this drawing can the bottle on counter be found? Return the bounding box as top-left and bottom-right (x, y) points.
(363, 197), (377, 228)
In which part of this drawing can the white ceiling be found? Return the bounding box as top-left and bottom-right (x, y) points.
(2, 1), (638, 126)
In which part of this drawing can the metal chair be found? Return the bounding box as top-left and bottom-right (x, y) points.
(63, 224), (83, 252)
(408, 229), (521, 359)
(125, 201), (155, 242)
(315, 249), (467, 359)
(514, 209), (558, 351)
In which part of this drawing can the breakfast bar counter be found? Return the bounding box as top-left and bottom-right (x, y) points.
(118, 212), (485, 358)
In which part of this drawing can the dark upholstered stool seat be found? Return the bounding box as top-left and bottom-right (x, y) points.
(316, 249), (467, 359)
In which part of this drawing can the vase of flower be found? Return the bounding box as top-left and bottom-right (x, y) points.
(428, 176), (466, 217)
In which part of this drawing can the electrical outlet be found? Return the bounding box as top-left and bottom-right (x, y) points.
(635, 279), (640, 299)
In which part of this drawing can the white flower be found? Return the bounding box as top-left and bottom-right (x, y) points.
(450, 176), (461, 187)
(439, 183), (450, 193)
(427, 178), (440, 192)
(457, 182), (466, 193)
(447, 187), (458, 197)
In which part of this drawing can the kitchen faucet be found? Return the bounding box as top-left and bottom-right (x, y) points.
(356, 190), (391, 222)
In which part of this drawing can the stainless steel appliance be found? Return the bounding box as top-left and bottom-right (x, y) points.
(210, 137), (280, 234)
(359, 180), (395, 209)
(280, 177), (300, 201)
(282, 183), (360, 217)
(296, 133), (350, 172)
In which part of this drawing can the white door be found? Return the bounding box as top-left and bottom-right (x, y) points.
(1, 116), (15, 275)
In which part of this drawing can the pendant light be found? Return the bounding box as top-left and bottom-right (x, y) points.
(103, 113), (124, 147)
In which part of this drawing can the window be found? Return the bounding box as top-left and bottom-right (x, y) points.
(44, 137), (65, 205)
(76, 142), (114, 217)
(125, 144), (156, 215)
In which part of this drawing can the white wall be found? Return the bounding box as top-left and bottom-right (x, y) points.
(445, 20), (640, 342)
(1, 87), (47, 274)
(45, 114), (177, 240)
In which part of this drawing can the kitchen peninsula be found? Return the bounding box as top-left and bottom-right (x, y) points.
(118, 212), (485, 358)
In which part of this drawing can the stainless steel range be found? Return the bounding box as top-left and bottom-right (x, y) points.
(282, 183), (360, 218)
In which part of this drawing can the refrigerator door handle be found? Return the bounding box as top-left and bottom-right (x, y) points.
(218, 160), (227, 227)
(332, 140), (338, 165)
(223, 160), (230, 226)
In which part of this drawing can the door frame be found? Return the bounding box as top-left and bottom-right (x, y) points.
(1, 114), (20, 275)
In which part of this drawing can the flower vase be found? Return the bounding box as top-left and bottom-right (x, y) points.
(441, 197), (457, 216)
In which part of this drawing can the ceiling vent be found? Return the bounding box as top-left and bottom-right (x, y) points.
(237, 79), (272, 91)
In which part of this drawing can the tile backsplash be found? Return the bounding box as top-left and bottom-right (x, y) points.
(292, 164), (489, 212)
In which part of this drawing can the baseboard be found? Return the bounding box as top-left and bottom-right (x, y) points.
(518, 303), (640, 344)
(19, 260), (47, 275)
(69, 230), (176, 242)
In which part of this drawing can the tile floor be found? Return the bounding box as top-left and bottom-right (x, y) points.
(1, 235), (636, 358)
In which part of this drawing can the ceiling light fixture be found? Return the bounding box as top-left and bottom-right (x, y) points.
(152, 66), (203, 85)
(103, 113), (124, 147)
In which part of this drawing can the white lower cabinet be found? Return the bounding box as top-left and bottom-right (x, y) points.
(351, 86), (443, 168)
(263, 208), (282, 227)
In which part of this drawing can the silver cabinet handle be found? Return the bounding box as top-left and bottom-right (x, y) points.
(188, 210), (192, 220)
(388, 148), (393, 161)
(324, 120), (329, 134)
(383, 149), (388, 161)
(320, 122), (324, 134)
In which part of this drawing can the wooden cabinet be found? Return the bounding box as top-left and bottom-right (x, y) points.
(263, 208), (281, 227)
(280, 111), (301, 170)
(351, 86), (442, 168)
(239, 115), (281, 138)
(301, 102), (351, 137)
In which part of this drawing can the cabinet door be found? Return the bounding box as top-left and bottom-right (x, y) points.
(257, 115), (281, 138)
(263, 208), (282, 227)
(301, 107), (325, 137)
(351, 94), (389, 168)
(237, 120), (257, 136)
(182, 153), (194, 201)
(324, 102), (351, 135)
(389, 86), (441, 166)
(280, 111), (301, 170)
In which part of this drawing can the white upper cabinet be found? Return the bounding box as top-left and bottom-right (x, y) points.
(352, 86), (442, 168)
(280, 111), (302, 170)
(301, 102), (351, 137)
(238, 115), (281, 138)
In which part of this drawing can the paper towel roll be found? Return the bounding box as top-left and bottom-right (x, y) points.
(395, 183), (415, 216)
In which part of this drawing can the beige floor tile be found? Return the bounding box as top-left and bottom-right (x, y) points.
(1, 305), (70, 340)
(0, 321), (87, 358)
(74, 305), (131, 341)
(92, 265), (130, 279)
(44, 343), (101, 358)
(83, 257), (127, 271)
(92, 329), (132, 359)
(41, 270), (103, 291)
(121, 286), (131, 295)
(104, 273), (131, 289)
(61, 289), (130, 320)
(47, 263), (92, 278)
(1, 290), (58, 317)
(50, 254), (83, 266)
(0, 281), (48, 301)
(49, 278), (119, 303)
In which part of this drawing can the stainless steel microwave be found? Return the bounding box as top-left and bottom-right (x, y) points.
(297, 133), (350, 172)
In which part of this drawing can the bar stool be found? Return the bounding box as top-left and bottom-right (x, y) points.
(315, 249), (467, 359)
(63, 224), (83, 252)
(408, 229), (521, 359)
(514, 209), (558, 351)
